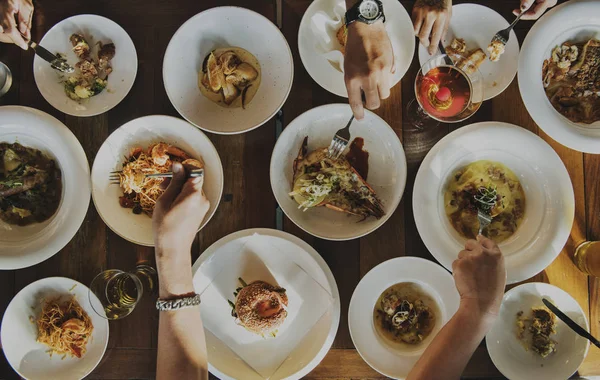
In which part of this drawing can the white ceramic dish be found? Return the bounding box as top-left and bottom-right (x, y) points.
(1, 277), (109, 380)
(91, 115), (224, 246)
(349, 257), (460, 379)
(191, 228), (340, 380)
(270, 104), (407, 241)
(163, 6), (293, 135)
(486, 282), (590, 380)
(413, 122), (574, 284)
(33, 14), (138, 117)
(418, 3), (519, 101)
(518, 0), (600, 153)
(298, 0), (414, 97)
(0, 106), (90, 270)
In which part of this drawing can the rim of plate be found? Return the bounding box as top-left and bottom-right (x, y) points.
(90, 115), (224, 246)
(518, 0), (600, 153)
(486, 282), (590, 380)
(0, 106), (90, 270)
(33, 14), (138, 117)
(298, 0), (414, 98)
(413, 122), (575, 284)
(349, 256), (460, 379)
(0, 277), (109, 380)
(270, 104), (407, 241)
(417, 3), (519, 101)
(162, 6), (294, 135)
(191, 228), (341, 380)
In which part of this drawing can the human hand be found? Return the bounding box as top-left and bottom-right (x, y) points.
(412, 0), (451, 55)
(452, 235), (506, 318)
(344, 21), (394, 120)
(513, 0), (557, 20)
(152, 162), (210, 259)
(0, 0), (33, 50)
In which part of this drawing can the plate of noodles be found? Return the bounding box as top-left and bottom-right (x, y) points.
(91, 115), (224, 246)
(1, 277), (109, 380)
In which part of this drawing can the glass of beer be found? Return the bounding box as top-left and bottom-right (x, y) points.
(573, 241), (600, 277)
(89, 264), (158, 320)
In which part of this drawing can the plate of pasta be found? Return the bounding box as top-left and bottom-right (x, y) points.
(91, 115), (224, 246)
(1, 277), (109, 380)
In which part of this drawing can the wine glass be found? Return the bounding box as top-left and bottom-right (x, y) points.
(406, 54), (484, 129)
(0, 61), (12, 98)
(89, 264), (157, 320)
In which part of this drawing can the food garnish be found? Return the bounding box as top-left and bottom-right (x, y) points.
(516, 307), (557, 358)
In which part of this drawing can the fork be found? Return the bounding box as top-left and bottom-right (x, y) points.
(477, 209), (493, 236)
(109, 169), (204, 185)
(327, 115), (354, 160)
(490, 7), (528, 48)
(474, 186), (497, 236)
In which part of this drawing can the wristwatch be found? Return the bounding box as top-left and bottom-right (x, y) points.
(345, 0), (385, 27)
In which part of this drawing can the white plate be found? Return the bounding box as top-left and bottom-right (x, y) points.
(418, 3), (519, 101)
(1, 277), (109, 380)
(0, 106), (90, 270)
(486, 283), (590, 380)
(163, 7), (293, 135)
(33, 14), (138, 117)
(270, 104), (407, 241)
(518, 0), (600, 153)
(91, 115), (224, 246)
(191, 228), (340, 380)
(413, 122), (574, 284)
(349, 257), (460, 379)
(298, 0), (414, 97)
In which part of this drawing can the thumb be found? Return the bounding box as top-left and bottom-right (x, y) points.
(520, 0), (534, 11)
(156, 162), (186, 209)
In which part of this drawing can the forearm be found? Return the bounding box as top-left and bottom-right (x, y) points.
(156, 250), (208, 380)
(407, 304), (495, 380)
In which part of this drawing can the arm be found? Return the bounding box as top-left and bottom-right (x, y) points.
(514, 0), (557, 20)
(412, 0), (451, 55)
(344, 0), (394, 119)
(0, 0), (33, 49)
(407, 236), (506, 380)
(153, 162), (210, 380)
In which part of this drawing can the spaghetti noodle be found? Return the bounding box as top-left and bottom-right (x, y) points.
(36, 297), (93, 358)
(117, 143), (204, 216)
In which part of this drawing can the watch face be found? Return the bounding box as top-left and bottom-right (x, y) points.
(359, 0), (380, 20)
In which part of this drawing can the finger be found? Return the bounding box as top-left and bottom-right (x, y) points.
(464, 239), (480, 251)
(418, 14), (436, 50)
(156, 162), (186, 209)
(412, 10), (423, 36)
(457, 250), (470, 259)
(521, 3), (548, 20)
(428, 18), (446, 55)
(477, 234), (497, 250)
(378, 77), (391, 100)
(520, 0), (535, 11)
(363, 79), (381, 110)
(442, 16), (450, 42)
(171, 178), (204, 209)
(17, 4), (34, 40)
(451, 259), (458, 272)
(346, 79), (364, 120)
(159, 177), (171, 191)
(9, 28), (28, 49)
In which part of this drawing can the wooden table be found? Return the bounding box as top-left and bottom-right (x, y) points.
(0, 0), (598, 378)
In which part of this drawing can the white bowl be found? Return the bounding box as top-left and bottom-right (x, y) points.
(298, 0), (414, 97)
(486, 283), (590, 380)
(270, 104), (407, 241)
(518, 0), (600, 153)
(0, 106), (90, 270)
(418, 3), (519, 100)
(91, 115), (224, 246)
(413, 122), (574, 284)
(1, 277), (109, 380)
(163, 7), (293, 134)
(349, 257), (460, 379)
(33, 14), (138, 117)
(192, 228), (340, 380)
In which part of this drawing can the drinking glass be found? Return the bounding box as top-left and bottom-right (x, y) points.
(0, 61), (12, 98)
(89, 264), (157, 320)
(406, 54), (484, 130)
(573, 241), (600, 277)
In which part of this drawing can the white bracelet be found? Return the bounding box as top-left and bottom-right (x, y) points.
(156, 294), (201, 311)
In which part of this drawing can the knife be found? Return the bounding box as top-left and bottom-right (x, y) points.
(542, 298), (600, 349)
(29, 41), (75, 74)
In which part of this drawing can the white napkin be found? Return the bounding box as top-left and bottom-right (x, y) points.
(196, 234), (332, 379)
(310, 2), (347, 73)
